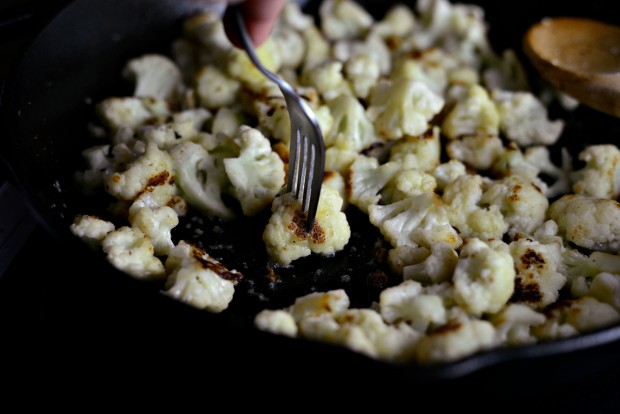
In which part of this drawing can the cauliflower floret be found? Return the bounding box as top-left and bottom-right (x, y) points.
(70, 214), (116, 250)
(333, 32), (392, 76)
(195, 64), (241, 110)
(508, 237), (566, 309)
(390, 47), (458, 95)
(492, 89), (564, 147)
(254, 309), (298, 337)
(522, 145), (573, 199)
(482, 49), (530, 92)
(300, 308), (420, 363)
(570, 144), (620, 199)
(347, 155), (401, 214)
(104, 142), (175, 201)
(122, 54), (184, 101)
(441, 84), (499, 140)
(369, 192), (463, 250)
(182, 10), (233, 66)
(548, 194), (620, 252)
(379, 279), (448, 332)
(319, 0), (374, 41)
(382, 168), (437, 203)
(489, 303), (546, 346)
(301, 60), (352, 101)
(74, 143), (135, 194)
(301, 23), (332, 71)
(369, 3), (417, 39)
(272, 25), (306, 69)
(96, 97), (171, 133)
(387, 126), (441, 172)
(343, 54), (381, 99)
(129, 206), (179, 256)
(480, 175), (549, 235)
(432, 159), (467, 191)
(388, 242), (458, 284)
(163, 240), (242, 313)
(168, 140), (236, 220)
(263, 186), (351, 265)
(366, 78), (445, 140)
(442, 174), (508, 240)
(211, 106), (248, 138)
(452, 238), (515, 316)
(533, 297), (620, 340)
(571, 272), (620, 312)
(101, 226), (165, 280)
(325, 94), (378, 152)
(223, 126), (286, 216)
(288, 289), (350, 321)
(446, 134), (504, 171)
(414, 316), (497, 365)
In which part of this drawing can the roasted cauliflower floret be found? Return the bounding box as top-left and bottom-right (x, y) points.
(387, 242), (458, 284)
(96, 97), (171, 133)
(388, 126), (441, 172)
(163, 240), (242, 313)
(195, 64), (241, 110)
(492, 89), (564, 147)
(442, 174), (508, 240)
(489, 303), (546, 346)
(480, 174), (549, 235)
(168, 140), (236, 220)
(101, 226), (165, 280)
(129, 206), (179, 256)
(325, 94), (378, 152)
(223, 126), (286, 216)
(452, 238), (515, 316)
(319, 0), (374, 41)
(548, 194), (620, 252)
(254, 309), (298, 337)
(446, 134), (504, 171)
(366, 78), (445, 140)
(347, 156), (402, 213)
(441, 84), (499, 140)
(508, 237), (566, 309)
(369, 192), (463, 250)
(70, 214), (116, 250)
(104, 142), (175, 202)
(570, 144), (620, 199)
(123, 54), (184, 101)
(379, 279), (448, 332)
(571, 272), (620, 312)
(263, 186), (351, 265)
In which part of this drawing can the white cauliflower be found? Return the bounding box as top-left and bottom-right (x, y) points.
(570, 144), (620, 199)
(492, 89), (564, 147)
(490, 303), (546, 346)
(446, 134), (504, 170)
(452, 238), (515, 316)
(333, 32), (392, 76)
(533, 297), (620, 340)
(74, 143), (135, 194)
(369, 3), (417, 39)
(572, 272), (620, 312)
(432, 159), (467, 191)
(441, 84), (499, 140)
(442, 174), (508, 240)
(480, 175), (549, 235)
(319, 0), (374, 41)
(414, 316), (497, 365)
(343, 54), (381, 99)
(96, 97), (171, 133)
(548, 194), (620, 252)
(369, 192), (463, 250)
(69, 214), (116, 250)
(128, 206), (179, 256)
(101, 226), (165, 280)
(508, 237), (566, 309)
(366, 78), (445, 140)
(195, 64), (241, 110)
(382, 168), (437, 203)
(379, 280), (448, 332)
(387, 126), (441, 172)
(388, 242), (458, 284)
(347, 156), (402, 213)
(300, 60), (351, 101)
(263, 186), (350, 265)
(104, 142), (175, 201)
(390, 47), (458, 95)
(254, 309), (298, 337)
(223, 126), (286, 216)
(324, 94), (378, 152)
(163, 240), (242, 313)
(122, 54), (184, 101)
(168, 140), (236, 220)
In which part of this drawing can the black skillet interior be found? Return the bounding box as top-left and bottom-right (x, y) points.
(2, 0), (620, 384)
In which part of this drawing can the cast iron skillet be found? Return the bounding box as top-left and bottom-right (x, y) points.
(2, 0), (620, 386)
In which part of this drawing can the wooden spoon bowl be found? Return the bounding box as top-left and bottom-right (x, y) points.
(523, 17), (620, 117)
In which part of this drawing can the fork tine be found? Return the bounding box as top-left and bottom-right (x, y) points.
(287, 130), (301, 195)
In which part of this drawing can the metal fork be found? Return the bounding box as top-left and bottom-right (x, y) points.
(231, 6), (325, 231)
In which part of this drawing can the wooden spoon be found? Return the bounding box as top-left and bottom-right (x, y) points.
(523, 17), (620, 117)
